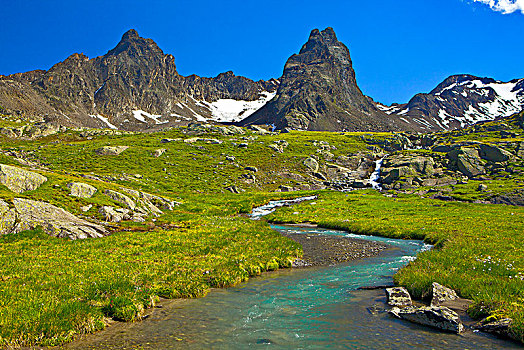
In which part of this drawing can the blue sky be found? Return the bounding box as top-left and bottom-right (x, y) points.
(0, 0), (522, 104)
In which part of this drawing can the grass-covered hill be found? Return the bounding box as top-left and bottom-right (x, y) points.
(0, 111), (522, 346)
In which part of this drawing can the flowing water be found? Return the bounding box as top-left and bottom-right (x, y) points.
(66, 200), (520, 349)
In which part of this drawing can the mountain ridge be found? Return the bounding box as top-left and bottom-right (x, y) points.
(1, 28), (523, 133)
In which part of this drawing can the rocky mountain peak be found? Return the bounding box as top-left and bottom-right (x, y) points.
(240, 27), (404, 132)
(302, 27), (338, 51)
(121, 28), (139, 40)
(106, 29), (165, 59)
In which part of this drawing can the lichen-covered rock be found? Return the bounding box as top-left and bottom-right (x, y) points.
(67, 182), (97, 198)
(0, 199), (17, 235)
(430, 282), (459, 306)
(479, 144), (513, 163)
(99, 206), (130, 223)
(0, 164), (47, 193)
(139, 191), (179, 211)
(447, 148), (485, 177)
(24, 122), (64, 138)
(386, 287), (413, 307)
(475, 318), (515, 340)
(248, 125), (271, 135)
(304, 157), (319, 172)
(12, 198), (105, 239)
(153, 148), (166, 157)
(184, 137), (222, 144)
(104, 190), (136, 210)
(95, 146), (129, 155)
(389, 306), (464, 333)
(269, 144), (284, 153)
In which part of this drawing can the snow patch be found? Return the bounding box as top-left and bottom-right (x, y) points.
(206, 91), (276, 123)
(90, 114), (117, 129)
(132, 110), (169, 124)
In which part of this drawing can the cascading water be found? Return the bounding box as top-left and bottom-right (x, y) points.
(368, 157), (385, 190)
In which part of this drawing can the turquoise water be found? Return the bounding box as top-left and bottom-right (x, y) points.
(67, 224), (520, 349)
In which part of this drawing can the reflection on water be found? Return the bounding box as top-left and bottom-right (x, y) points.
(66, 225), (519, 349)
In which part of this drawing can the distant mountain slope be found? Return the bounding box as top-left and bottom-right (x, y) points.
(239, 28), (410, 132)
(0, 30), (277, 131)
(381, 74), (524, 131)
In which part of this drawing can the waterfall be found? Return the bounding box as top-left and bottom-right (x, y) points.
(368, 158), (384, 190)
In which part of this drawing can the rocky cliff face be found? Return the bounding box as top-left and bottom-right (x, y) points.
(0, 30), (277, 131)
(239, 28), (409, 132)
(380, 74), (524, 131)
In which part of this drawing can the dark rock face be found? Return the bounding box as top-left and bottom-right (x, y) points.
(0, 30), (277, 131)
(240, 28), (409, 132)
(380, 74), (524, 132)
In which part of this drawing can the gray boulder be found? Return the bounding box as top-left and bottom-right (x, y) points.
(95, 146), (129, 155)
(0, 164), (47, 193)
(390, 306), (464, 333)
(104, 190), (136, 210)
(12, 198), (105, 239)
(386, 287), (413, 307)
(475, 318), (515, 340)
(279, 185), (294, 192)
(248, 125), (271, 135)
(429, 282), (459, 306)
(0, 199), (17, 235)
(304, 157), (319, 172)
(140, 192), (179, 211)
(269, 144), (284, 153)
(479, 144), (513, 163)
(153, 148), (166, 157)
(447, 148), (485, 177)
(99, 206), (130, 223)
(67, 182), (97, 198)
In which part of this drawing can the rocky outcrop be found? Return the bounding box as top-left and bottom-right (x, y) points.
(386, 287), (412, 307)
(429, 282), (459, 306)
(95, 146), (129, 156)
(99, 206), (130, 223)
(153, 148), (166, 157)
(0, 164), (47, 193)
(390, 306), (464, 334)
(479, 144), (513, 163)
(381, 155), (435, 185)
(104, 190), (136, 210)
(475, 318), (516, 340)
(7, 198), (106, 239)
(447, 148), (485, 178)
(303, 157), (319, 172)
(239, 28), (409, 132)
(0, 199), (17, 234)
(67, 182), (97, 198)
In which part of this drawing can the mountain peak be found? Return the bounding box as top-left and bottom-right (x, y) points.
(240, 27), (400, 132)
(122, 29), (140, 41)
(301, 27), (341, 55)
(321, 27), (337, 41)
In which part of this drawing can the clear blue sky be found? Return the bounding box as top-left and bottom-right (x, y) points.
(0, 0), (522, 104)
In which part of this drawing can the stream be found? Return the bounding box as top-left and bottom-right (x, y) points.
(66, 198), (520, 349)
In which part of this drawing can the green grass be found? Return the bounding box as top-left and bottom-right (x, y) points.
(266, 190), (524, 342)
(0, 212), (301, 347)
(0, 118), (523, 346)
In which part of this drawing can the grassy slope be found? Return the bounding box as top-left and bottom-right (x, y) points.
(0, 119), (523, 345)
